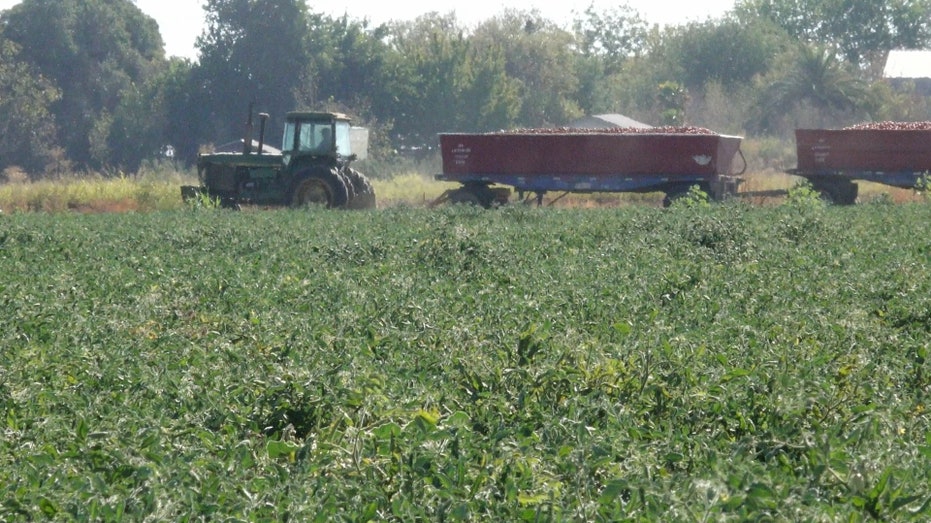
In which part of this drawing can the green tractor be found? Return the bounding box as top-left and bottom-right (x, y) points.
(183, 109), (376, 209)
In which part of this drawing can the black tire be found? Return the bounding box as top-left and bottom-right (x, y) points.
(337, 170), (356, 202)
(346, 168), (376, 209)
(291, 170), (349, 208)
(813, 181), (858, 205)
(220, 198), (241, 210)
(448, 185), (492, 208)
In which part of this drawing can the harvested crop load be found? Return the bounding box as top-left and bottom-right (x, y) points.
(844, 121), (931, 131)
(498, 126), (717, 135)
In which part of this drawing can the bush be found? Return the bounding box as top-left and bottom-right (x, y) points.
(784, 179), (825, 208)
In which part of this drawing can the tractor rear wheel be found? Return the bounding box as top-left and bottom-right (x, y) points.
(291, 171), (349, 208)
(346, 168), (376, 209)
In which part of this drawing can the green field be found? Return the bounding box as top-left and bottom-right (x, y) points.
(2, 201), (930, 520)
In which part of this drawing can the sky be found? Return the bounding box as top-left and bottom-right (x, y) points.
(0, 0), (736, 60)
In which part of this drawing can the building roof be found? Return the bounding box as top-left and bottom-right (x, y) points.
(884, 50), (931, 79)
(568, 114), (652, 129)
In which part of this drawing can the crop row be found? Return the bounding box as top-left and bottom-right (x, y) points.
(1, 202), (930, 520)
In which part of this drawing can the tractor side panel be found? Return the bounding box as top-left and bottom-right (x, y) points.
(204, 163), (239, 193)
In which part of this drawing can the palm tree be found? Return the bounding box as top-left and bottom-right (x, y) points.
(758, 44), (869, 131)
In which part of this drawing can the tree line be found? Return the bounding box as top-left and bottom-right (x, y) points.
(1, 0), (929, 178)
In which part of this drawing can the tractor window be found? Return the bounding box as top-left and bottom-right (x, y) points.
(282, 122), (296, 152)
(334, 121), (352, 157)
(282, 118), (351, 156)
(290, 122), (334, 154)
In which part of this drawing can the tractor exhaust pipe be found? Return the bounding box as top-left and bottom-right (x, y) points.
(243, 102), (255, 155)
(257, 113), (269, 155)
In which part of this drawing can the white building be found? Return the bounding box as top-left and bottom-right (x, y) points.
(883, 50), (931, 95)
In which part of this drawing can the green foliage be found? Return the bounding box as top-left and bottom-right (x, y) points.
(385, 13), (522, 146)
(183, 191), (224, 211)
(785, 178), (826, 207)
(196, 0), (314, 144)
(656, 81), (688, 125)
(735, 0), (931, 69)
(665, 18), (785, 90)
(668, 184), (711, 209)
(572, 4), (648, 74)
(472, 11), (583, 127)
(915, 173), (931, 201)
(2, 205), (931, 519)
(755, 44), (869, 132)
(0, 0), (166, 170)
(0, 36), (60, 174)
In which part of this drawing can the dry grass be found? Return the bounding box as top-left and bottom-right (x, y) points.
(0, 172), (197, 213)
(371, 173), (459, 207)
(1, 168), (923, 214)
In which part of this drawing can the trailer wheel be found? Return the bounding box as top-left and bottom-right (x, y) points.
(448, 186), (493, 208)
(291, 171), (349, 208)
(813, 181), (858, 205)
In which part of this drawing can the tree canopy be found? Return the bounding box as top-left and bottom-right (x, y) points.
(735, 0), (931, 70)
(0, 0), (929, 176)
(0, 34), (60, 174)
(1, 0), (165, 171)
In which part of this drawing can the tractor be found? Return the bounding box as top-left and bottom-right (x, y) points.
(182, 108), (376, 209)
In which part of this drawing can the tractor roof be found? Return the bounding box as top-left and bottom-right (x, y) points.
(285, 111), (351, 122)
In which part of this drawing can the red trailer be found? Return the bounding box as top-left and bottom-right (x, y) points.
(790, 125), (931, 204)
(434, 127), (746, 207)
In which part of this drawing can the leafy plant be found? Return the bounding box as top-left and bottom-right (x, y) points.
(785, 178), (825, 207)
(669, 184), (711, 209)
(1, 204), (930, 520)
(915, 172), (931, 201)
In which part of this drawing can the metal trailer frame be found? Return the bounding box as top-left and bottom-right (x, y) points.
(788, 169), (928, 190)
(783, 169), (929, 205)
(432, 170), (746, 207)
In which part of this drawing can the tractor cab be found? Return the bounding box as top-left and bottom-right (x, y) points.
(281, 112), (354, 165)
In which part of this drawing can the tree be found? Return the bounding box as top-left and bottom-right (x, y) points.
(472, 10), (582, 127)
(91, 66), (187, 172)
(755, 44), (869, 132)
(571, 3), (649, 114)
(735, 0), (931, 71)
(294, 14), (401, 157)
(664, 17), (786, 90)
(1, 0), (166, 170)
(0, 35), (61, 175)
(381, 13), (520, 147)
(300, 15), (392, 110)
(195, 0), (314, 144)
(572, 3), (648, 75)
